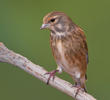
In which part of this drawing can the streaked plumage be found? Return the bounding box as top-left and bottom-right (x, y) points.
(41, 11), (88, 92)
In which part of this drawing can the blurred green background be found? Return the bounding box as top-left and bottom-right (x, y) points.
(0, 0), (110, 100)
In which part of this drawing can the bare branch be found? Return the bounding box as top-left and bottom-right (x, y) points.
(0, 42), (96, 100)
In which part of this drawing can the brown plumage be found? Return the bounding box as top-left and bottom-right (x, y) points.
(40, 11), (88, 93)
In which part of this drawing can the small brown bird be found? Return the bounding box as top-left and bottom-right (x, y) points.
(40, 11), (88, 93)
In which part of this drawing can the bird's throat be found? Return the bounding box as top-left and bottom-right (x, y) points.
(51, 31), (67, 39)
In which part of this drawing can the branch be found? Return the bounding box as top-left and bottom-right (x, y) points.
(0, 42), (96, 100)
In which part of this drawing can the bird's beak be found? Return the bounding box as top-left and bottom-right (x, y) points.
(40, 24), (50, 29)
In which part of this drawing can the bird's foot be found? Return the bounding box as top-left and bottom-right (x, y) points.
(72, 84), (85, 98)
(44, 70), (58, 84)
(75, 86), (85, 98)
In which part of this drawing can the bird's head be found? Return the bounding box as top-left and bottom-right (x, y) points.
(40, 11), (76, 35)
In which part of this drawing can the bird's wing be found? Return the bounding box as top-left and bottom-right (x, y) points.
(64, 27), (89, 67)
(82, 32), (89, 64)
(82, 35), (89, 64)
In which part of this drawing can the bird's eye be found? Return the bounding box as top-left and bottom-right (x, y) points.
(50, 18), (55, 22)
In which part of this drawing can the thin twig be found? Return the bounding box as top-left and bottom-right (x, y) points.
(0, 42), (96, 100)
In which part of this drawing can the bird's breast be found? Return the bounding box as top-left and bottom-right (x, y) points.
(50, 33), (86, 76)
(50, 34), (72, 73)
(55, 40), (70, 72)
(57, 41), (63, 55)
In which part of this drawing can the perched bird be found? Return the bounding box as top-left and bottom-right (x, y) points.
(40, 11), (88, 93)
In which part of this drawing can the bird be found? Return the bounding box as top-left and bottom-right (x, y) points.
(40, 11), (89, 94)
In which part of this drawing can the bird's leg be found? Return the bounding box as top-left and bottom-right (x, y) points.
(44, 66), (63, 84)
(44, 70), (59, 84)
(74, 82), (83, 98)
(75, 85), (86, 98)
(72, 79), (85, 98)
(74, 82), (86, 98)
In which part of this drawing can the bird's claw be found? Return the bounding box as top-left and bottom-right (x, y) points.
(44, 70), (58, 84)
(75, 86), (85, 98)
(72, 84), (85, 98)
(75, 87), (81, 98)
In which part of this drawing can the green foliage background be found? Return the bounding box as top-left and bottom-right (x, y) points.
(0, 0), (110, 100)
